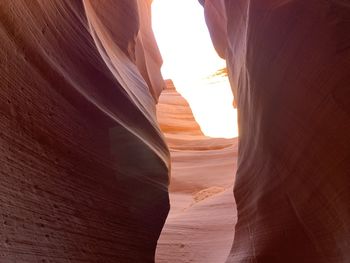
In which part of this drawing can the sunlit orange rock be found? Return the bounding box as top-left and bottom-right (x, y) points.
(203, 0), (350, 262)
(156, 80), (238, 262)
(136, 0), (166, 101)
(0, 0), (168, 262)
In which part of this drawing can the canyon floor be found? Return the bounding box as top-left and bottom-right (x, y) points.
(155, 80), (238, 263)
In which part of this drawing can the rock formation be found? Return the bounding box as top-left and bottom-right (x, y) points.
(1, 0), (349, 262)
(156, 80), (238, 262)
(201, 0), (350, 262)
(0, 0), (168, 262)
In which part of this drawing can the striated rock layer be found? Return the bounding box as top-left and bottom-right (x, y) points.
(156, 80), (238, 263)
(202, 0), (350, 262)
(0, 0), (169, 262)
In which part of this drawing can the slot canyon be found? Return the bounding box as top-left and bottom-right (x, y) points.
(0, 0), (349, 263)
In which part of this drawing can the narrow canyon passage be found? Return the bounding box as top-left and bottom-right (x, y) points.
(155, 80), (238, 262)
(1, 1), (349, 262)
(151, 2), (239, 261)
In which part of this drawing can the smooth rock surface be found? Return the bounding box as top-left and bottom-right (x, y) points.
(202, 1), (350, 262)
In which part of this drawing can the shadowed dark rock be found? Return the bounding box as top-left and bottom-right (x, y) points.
(203, 0), (350, 262)
(0, 0), (169, 262)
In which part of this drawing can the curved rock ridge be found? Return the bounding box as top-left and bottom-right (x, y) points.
(135, 0), (166, 101)
(0, 0), (169, 262)
(84, 0), (167, 157)
(202, 1), (350, 262)
(156, 80), (238, 262)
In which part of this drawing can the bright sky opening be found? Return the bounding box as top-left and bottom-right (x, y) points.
(152, 0), (238, 138)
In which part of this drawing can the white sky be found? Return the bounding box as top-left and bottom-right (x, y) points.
(152, 0), (238, 138)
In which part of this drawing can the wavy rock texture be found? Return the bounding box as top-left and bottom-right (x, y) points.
(156, 80), (238, 263)
(0, 0), (169, 262)
(202, 0), (350, 262)
(135, 0), (166, 101)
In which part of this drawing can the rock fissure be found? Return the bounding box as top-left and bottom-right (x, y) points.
(0, 0), (349, 262)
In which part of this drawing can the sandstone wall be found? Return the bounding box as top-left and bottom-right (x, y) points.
(201, 1), (350, 262)
(0, 1), (169, 262)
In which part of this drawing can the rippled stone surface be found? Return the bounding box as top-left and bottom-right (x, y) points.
(0, 1), (169, 262)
